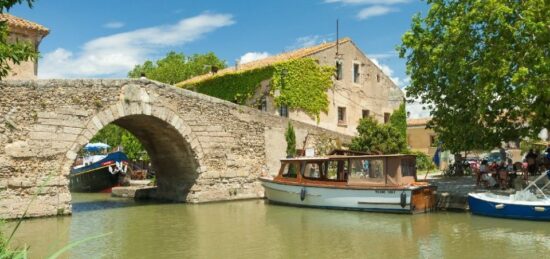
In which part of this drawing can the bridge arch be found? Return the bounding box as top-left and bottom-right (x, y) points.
(62, 90), (205, 202)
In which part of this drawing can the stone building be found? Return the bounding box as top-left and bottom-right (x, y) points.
(1, 13), (49, 80)
(178, 38), (404, 136)
(407, 118), (437, 156)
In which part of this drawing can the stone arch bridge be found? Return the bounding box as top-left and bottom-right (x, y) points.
(0, 79), (350, 219)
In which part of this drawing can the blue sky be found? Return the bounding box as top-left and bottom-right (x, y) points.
(10, 0), (430, 116)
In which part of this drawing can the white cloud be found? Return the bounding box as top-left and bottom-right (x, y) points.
(402, 86), (432, 119)
(295, 35), (332, 48)
(368, 50), (397, 59)
(239, 52), (270, 64)
(325, 0), (409, 4)
(103, 21), (125, 29)
(325, 0), (408, 19)
(371, 58), (412, 88)
(371, 58), (393, 78)
(357, 5), (395, 20)
(39, 13), (235, 78)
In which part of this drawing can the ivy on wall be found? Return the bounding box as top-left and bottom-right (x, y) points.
(272, 58), (334, 120)
(181, 58), (334, 119)
(187, 66), (274, 104)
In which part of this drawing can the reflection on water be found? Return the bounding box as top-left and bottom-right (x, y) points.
(6, 193), (550, 258)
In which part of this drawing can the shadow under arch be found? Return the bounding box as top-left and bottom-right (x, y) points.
(64, 102), (205, 203)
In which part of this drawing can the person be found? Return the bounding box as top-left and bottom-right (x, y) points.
(497, 161), (509, 189)
(499, 147), (507, 163)
(526, 149), (538, 176)
(477, 160), (489, 187)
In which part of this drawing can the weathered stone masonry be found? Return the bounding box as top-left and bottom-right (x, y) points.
(0, 79), (350, 219)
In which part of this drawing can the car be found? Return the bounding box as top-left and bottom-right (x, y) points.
(483, 150), (511, 164)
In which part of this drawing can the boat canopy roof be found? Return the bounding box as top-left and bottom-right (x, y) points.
(83, 142), (110, 152)
(280, 154), (416, 162)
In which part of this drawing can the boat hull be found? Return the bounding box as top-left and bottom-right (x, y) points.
(261, 179), (434, 214)
(70, 151), (128, 192)
(468, 193), (550, 221)
(70, 167), (122, 192)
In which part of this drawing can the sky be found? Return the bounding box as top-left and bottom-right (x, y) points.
(10, 0), (431, 118)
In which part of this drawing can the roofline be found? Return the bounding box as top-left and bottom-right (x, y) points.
(176, 37), (352, 87)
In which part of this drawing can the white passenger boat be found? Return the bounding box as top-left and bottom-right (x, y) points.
(260, 154), (437, 214)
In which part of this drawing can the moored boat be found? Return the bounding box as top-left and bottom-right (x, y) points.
(468, 170), (550, 221)
(260, 154), (437, 214)
(69, 143), (129, 192)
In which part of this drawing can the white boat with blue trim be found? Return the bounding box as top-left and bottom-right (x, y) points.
(468, 170), (550, 221)
(260, 153), (437, 214)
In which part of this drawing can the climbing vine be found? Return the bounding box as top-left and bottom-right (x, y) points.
(186, 66), (274, 104)
(272, 58), (334, 120)
(180, 58), (334, 119)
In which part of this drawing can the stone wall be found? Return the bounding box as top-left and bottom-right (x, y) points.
(0, 79), (350, 219)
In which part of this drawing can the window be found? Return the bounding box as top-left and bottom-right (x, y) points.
(303, 162), (322, 179)
(336, 61), (343, 80)
(258, 95), (267, 112)
(384, 113), (390, 124)
(282, 163), (298, 178)
(377, 74), (380, 83)
(337, 107), (346, 125)
(279, 105), (289, 118)
(323, 160), (349, 181)
(353, 63), (360, 83)
(401, 158), (416, 177)
(349, 159), (385, 183)
(362, 109), (370, 118)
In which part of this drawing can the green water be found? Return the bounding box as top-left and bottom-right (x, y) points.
(7, 193), (550, 258)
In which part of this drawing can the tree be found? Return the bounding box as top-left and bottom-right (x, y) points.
(399, 0), (550, 154)
(389, 103), (407, 139)
(285, 122), (296, 158)
(350, 117), (407, 154)
(90, 124), (148, 162)
(0, 0), (38, 79)
(128, 51), (226, 84)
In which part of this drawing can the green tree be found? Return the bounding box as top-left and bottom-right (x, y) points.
(285, 122), (296, 158)
(399, 0), (550, 154)
(128, 51), (226, 84)
(389, 103), (407, 139)
(0, 0), (38, 79)
(350, 117), (407, 154)
(90, 124), (148, 162)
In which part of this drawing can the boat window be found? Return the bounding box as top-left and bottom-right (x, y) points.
(303, 162), (322, 179)
(401, 158), (416, 177)
(282, 163), (298, 178)
(324, 160), (349, 180)
(349, 159), (385, 183)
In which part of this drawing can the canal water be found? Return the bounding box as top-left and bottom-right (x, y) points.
(7, 193), (550, 258)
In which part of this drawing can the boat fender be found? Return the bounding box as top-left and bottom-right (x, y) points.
(300, 188), (306, 201)
(534, 206), (546, 212)
(400, 191), (407, 208)
(108, 165), (114, 174)
(495, 204), (505, 209)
